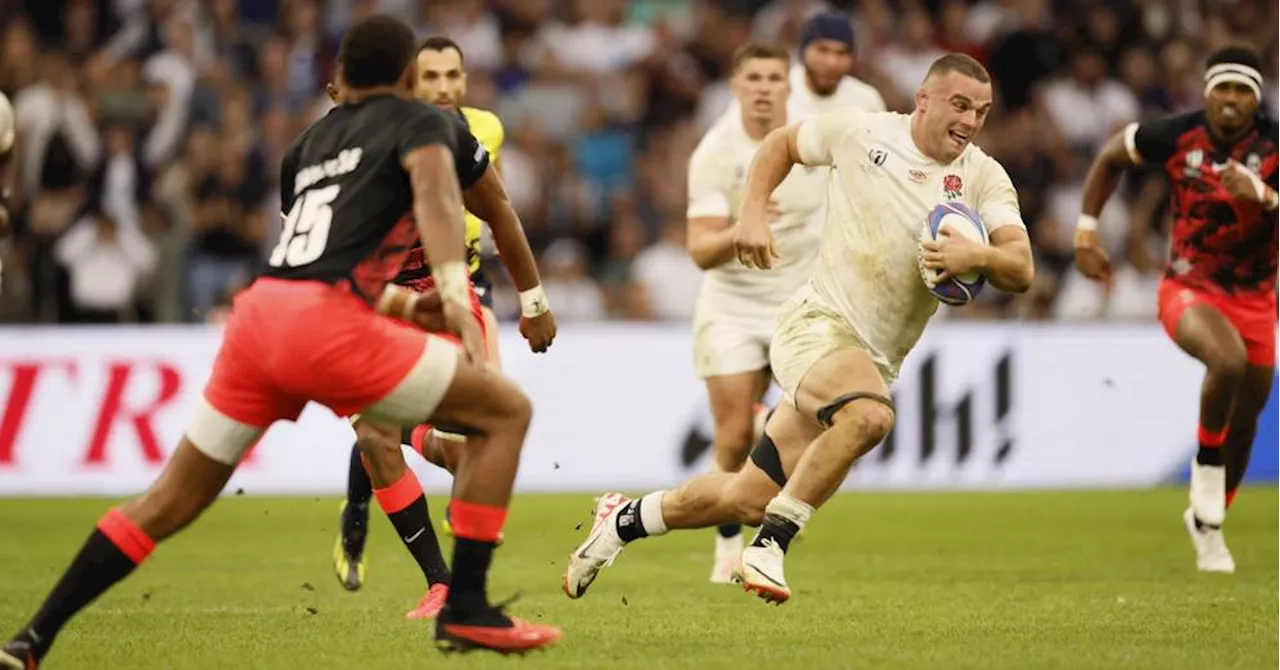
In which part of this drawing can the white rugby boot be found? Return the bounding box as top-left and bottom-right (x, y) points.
(710, 531), (743, 584)
(1183, 507), (1235, 574)
(563, 492), (631, 599)
(734, 538), (791, 604)
(1185, 458), (1233, 573)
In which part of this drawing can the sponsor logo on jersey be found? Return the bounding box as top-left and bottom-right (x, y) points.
(869, 149), (887, 166)
(909, 169), (929, 183)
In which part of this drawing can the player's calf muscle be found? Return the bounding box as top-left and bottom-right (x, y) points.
(121, 438), (234, 540)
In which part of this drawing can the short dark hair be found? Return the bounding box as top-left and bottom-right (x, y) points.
(338, 14), (417, 89)
(732, 42), (790, 72)
(419, 35), (465, 65)
(925, 53), (991, 84)
(1207, 45), (1262, 73)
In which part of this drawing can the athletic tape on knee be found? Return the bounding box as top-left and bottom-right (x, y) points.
(816, 392), (894, 428)
(749, 433), (788, 488)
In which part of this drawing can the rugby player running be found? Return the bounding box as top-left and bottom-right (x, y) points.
(0, 16), (561, 667)
(1074, 45), (1278, 574)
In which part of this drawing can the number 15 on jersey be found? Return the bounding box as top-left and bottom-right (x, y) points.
(269, 185), (341, 268)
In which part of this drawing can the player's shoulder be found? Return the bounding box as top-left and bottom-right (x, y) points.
(461, 106), (502, 131)
(462, 106), (504, 144)
(691, 116), (737, 160)
(1137, 109), (1205, 139)
(834, 76), (887, 111)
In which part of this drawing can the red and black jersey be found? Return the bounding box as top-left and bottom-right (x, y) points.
(1127, 110), (1279, 296)
(263, 95), (488, 303)
(390, 108), (489, 292)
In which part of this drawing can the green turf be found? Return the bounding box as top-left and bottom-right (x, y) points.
(0, 489), (1275, 669)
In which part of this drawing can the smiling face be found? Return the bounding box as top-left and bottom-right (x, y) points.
(915, 69), (993, 163)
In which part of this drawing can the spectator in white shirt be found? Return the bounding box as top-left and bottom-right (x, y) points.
(54, 208), (157, 323)
(540, 238), (606, 322)
(631, 217), (700, 321)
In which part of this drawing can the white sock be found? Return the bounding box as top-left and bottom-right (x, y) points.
(638, 491), (669, 537)
(764, 492), (814, 530)
(1189, 459), (1226, 526)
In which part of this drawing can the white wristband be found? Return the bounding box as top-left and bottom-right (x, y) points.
(433, 261), (471, 308)
(1076, 214), (1098, 232)
(519, 285), (550, 318)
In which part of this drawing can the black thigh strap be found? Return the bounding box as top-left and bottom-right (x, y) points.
(816, 392), (894, 428)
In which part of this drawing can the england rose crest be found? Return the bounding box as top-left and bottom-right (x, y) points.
(943, 174), (963, 199)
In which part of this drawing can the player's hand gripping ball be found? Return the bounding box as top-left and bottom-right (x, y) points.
(918, 202), (988, 306)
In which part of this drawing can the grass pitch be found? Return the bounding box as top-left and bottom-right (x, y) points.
(0, 489), (1275, 669)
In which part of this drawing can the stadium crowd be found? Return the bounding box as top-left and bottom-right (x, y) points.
(0, 0), (1275, 325)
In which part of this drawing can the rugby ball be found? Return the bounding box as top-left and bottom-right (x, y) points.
(918, 202), (988, 306)
(0, 91), (12, 155)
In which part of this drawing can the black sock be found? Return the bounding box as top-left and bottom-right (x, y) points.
(1196, 444), (1223, 466)
(717, 523), (742, 539)
(614, 500), (651, 543)
(343, 445), (372, 558)
(446, 538), (498, 619)
(750, 513), (800, 553)
(21, 528), (145, 659)
(385, 496), (451, 585)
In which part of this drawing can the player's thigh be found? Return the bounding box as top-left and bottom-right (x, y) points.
(194, 304), (294, 466)
(1159, 282), (1248, 372)
(770, 295), (892, 426)
(428, 356), (532, 436)
(705, 369), (770, 431)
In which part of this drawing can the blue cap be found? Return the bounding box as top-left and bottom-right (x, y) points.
(799, 12), (855, 52)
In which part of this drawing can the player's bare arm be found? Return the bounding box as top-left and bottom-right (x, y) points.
(687, 216), (737, 269)
(461, 164), (556, 353)
(404, 144), (484, 362)
(1074, 131), (1135, 283)
(922, 225), (1033, 292)
(734, 123), (804, 269)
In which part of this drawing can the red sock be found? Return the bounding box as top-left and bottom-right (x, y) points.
(410, 424), (432, 456)
(1225, 488), (1239, 509)
(373, 470), (423, 514)
(449, 500), (508, 542)
(96, 508), (155, 564)
(1196, 424), (1228, 466)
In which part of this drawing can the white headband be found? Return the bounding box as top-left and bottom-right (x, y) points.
(1204, 62), (1262, 100)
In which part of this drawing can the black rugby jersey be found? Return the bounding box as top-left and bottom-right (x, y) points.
(262, 94), (488, 301)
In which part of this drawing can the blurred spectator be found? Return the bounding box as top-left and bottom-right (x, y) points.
(54, 208), (157, 323)
(629, 216), (700, 322)
(0, 0), (1274, 326)
(1043, 46), (1139, 163)
(540, 239), (606, 322)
